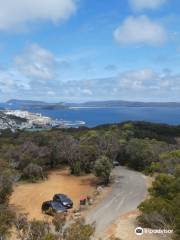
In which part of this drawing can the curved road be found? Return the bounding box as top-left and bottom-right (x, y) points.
(86, 166), (147, 237)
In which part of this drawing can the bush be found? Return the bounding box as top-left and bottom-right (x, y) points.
(52, 213), (66, 234)
(94, 155), (113, 185)
(138, 197), (175, 228)
(22, 163), (45, 182)
(149, 174), (178, 200)
(70, 161), (82, 176)
(63, 218), (95, 240)
(15, 214), (52, 240)
(138, 173), (180, 239)
(0, 205), (15, 239)
(125, 138), (162, 171)
(0, 171), (13, 204)
(158, 150), (180, 174)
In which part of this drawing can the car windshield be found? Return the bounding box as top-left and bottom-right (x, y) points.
(59, 195), (69, 201)
(51, 202), (64, 209)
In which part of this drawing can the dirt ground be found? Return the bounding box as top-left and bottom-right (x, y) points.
(10, 168), (96, 220)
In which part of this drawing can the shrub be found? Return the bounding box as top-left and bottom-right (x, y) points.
(0, 171), (13, 204)
(63, 218), (95, 240)
(52, 213), (66, 234)
(149, 174), (178, 200)
(138, 173), (180, 239)
(138, 197), (175, 228)
(70, 161), (82, 176)
(15, 214), (52, 240)
(94, 155), (112, 185)
(0, 205), (15, 239)
(22, 163), (45, 182)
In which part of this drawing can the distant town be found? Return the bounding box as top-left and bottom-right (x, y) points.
(0, 109), (85, 132)
(0, 110), (52, 132)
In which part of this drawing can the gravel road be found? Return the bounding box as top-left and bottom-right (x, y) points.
(86, 166), (147, 238)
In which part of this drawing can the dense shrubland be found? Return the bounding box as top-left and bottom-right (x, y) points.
(0, 121), (180, 239)
(1, 121), (179, 180)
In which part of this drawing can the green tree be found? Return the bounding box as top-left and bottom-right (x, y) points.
(159, 150), (180, 174)
(79, 144), (98, 174)
(94, 156), (113, 185)
(125, 138), (157, 171)
(121, 123), (134, 141)
(149, 174), (178, 200)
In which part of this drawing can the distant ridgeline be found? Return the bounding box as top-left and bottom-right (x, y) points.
(73, 100), (180, 108)
(2, 99), (180, 109)
(5, 99), (67, 110)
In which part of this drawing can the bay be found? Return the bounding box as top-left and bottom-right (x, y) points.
(29, 107), (180, 127)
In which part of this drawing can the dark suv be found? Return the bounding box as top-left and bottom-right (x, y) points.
(53, 194), (73, 209)
(41, 201), (67, 215)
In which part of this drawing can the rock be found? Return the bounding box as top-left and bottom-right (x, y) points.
(74, 212), (81, 218)
(88, 198), (94, 205)
(73, 208), (80, 213)
(97, 186), (103, 193)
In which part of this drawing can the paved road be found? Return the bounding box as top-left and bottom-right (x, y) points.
(86, 166), (147, 237)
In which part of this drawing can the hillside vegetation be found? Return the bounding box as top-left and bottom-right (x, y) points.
(0, 121), (180, 239)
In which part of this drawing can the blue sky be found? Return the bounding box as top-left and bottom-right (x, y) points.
(0, 0), (180, 102)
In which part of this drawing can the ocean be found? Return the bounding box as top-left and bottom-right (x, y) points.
(30, 107), (180, 127)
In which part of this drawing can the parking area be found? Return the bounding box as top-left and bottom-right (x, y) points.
(10, 168), (96, 220)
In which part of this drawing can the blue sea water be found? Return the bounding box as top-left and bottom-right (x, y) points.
(30, 107), (180, 127)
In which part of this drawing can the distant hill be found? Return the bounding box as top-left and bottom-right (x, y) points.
(5, 99), (67, 110)
(6, 99), (47, 107)
(72, 100), (180, 108)
(2, 99), (180, 109)
(29, 103), (67, 110)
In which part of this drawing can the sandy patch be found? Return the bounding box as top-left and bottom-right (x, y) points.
(10, 169), (96, 220)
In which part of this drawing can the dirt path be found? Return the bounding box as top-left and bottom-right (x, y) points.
(10, 169), (96, 220)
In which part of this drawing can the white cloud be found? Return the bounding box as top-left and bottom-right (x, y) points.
(114, 15), (167, 46)
(0, 69), (31, 94)
(82, 89), (93, 95)
(129, 0), (167, 11)
(118, 69), (157, 89)
(0, 0), (77, 30)
(117, 69), (164, 90)
(47, 91), (56, 96)
(15, 44), (57, 81)
(56, 69), (180, 101)
(1, 65), (180, 101)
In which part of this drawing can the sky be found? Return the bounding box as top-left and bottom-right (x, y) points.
(0, 0), (180, 102)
